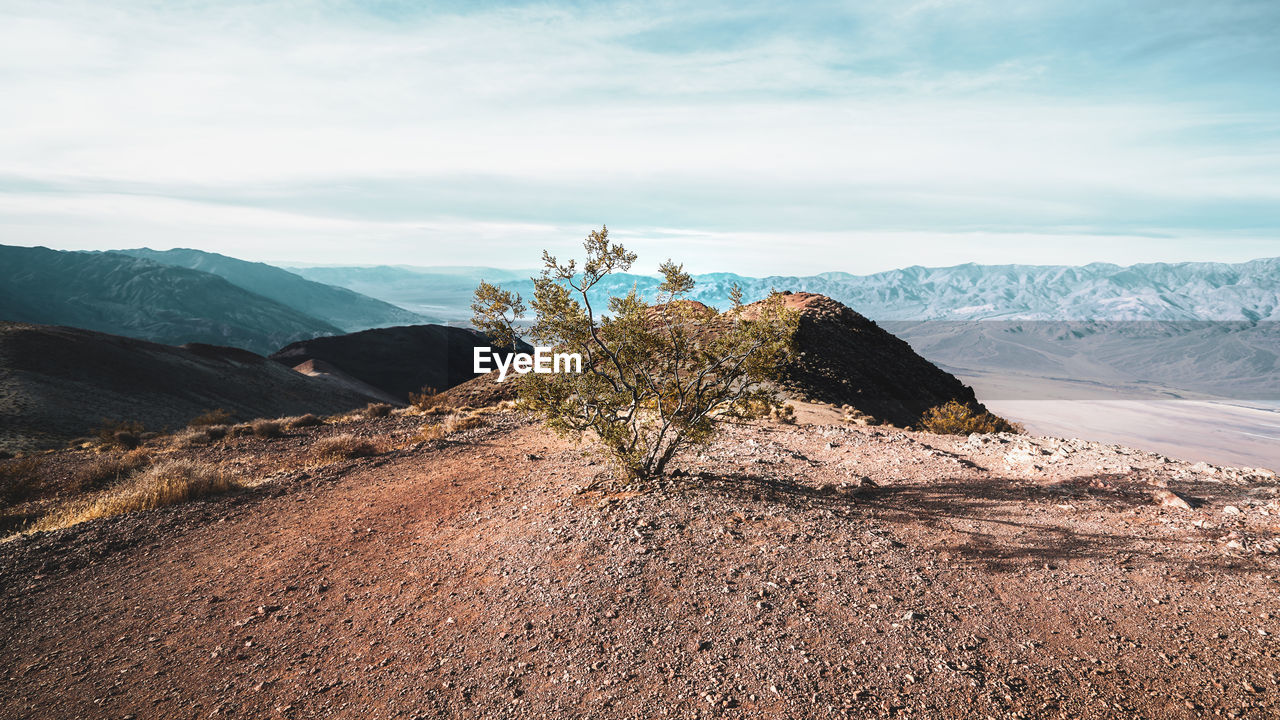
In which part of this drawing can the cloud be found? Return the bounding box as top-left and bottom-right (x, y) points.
(0, 0), (1278, 271)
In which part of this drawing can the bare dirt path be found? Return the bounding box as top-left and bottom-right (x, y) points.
(2, 416), (1279, 719)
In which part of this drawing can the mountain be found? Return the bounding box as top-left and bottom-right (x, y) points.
(764, 292), (989, 426)
(297, 258), (1280, 324)
(270, 325), (526, 402)
(120, 248), (430, 330)
(0, 245), (340, 355)
(0, 322), (382, 452)
(295, 258), (1280, 401)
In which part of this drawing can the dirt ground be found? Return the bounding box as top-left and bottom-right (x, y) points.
(2, 408), (1279, 719)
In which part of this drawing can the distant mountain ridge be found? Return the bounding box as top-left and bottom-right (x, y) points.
(0, 245), (340, 355)
(0, 245), (432, 355)
(121, 248), (429, 330)
(290, 257), (1280, 324)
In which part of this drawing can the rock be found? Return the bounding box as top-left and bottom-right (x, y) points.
(1152, 489), (1192, 511)
(1223, 505), (1241, 515)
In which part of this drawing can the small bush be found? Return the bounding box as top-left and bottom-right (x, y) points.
(0, 457), (44, 505)
(96, 420), (144, 449)
(408, 386), (440, 411)
(286, 413), (322, 429)
(412, 424), (446, 443)
(919, 400), (1022, 435)
(230, 423), (254, 437)
(443, 412), (484, 434)
(73, 449), (152, 490)
(174, 427), (219, 448)
(188, 408), (233, 427)
(362, 402), (393, 419)
(32, 460), (238, 533)
(312, 434), (379, 462)
(251, 419), (284, 438)
(772, 403), (797, 424)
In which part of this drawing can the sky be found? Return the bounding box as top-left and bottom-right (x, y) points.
(1, 0), (1279, 276)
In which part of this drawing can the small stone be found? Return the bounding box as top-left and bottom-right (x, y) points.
(1223, 505), (1241, 515)
(1152, 489), (1192, 511)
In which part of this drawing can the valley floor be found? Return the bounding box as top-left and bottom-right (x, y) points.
(2, 413), (1279, 719)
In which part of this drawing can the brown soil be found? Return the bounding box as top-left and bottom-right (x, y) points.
(1, 408), (1278, 719)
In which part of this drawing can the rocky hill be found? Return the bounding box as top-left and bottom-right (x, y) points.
(763, 292), (985, 427)
(444, 293), (987, 429)
(0, 245), (341, 355)
(0, 322), (381, 452)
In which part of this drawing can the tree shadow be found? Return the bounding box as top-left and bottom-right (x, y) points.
(695, 470), (1272, 577)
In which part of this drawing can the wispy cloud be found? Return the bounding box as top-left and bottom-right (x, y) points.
(1, 0), (1278, 273)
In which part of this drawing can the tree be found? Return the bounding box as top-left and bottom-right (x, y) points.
(472, 225), (797, 482)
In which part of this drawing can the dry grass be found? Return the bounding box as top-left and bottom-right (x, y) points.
(30, 460), (239, 534)
(188, 408), (233, 427)
(408, 386), (440, 411)
(73, 449), (152, 491)
(918, 400), (1023, 435)
(251, 419), (284, 438)
(174, 425), (229, 448)
(0, 456), (45, 506)
(362, 402), (393, 419)
(443, 412), (484, 434)
(311, 434), (380, 462)
(412, 424), (447, 443)
(95, 420), (144, 450)
(285, 413), (322, 429)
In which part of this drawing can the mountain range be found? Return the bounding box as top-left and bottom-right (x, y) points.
(295, 257), (1280, 402)
(292, 257), (1280, 324)
(0, 245), (427, 355)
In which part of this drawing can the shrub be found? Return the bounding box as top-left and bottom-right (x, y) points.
(251, 419), (284, 438)
(286, 413), (322, 429)
(73, 449), (152, 490)
(472, 226), (797, 480)
(311, 434), (378, 462)
(408, 386), (440, 411)
(174, 426), (227, 447)
(188, 408), (233, 427)
(32, 460), (238, 533)
(443, 412), (484, 434)
(0, 456), (44, 505)
(362, 402), (393, 419)
(95, 420), (144, 449)
(230, 423), (254, 437)
(773, 403), (797, 424)
(413, 424), (446, 443)
(919, 400), (1023, 435)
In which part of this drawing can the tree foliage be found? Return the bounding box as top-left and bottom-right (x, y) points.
(472, 226), (798, 481)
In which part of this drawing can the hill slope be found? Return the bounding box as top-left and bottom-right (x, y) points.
(1, 412), (1276, 718)
(121, 248), (429, 330)
(270, 324), (524, 402)
(0, 245), (340, 354)
(0, 322), (380, 451)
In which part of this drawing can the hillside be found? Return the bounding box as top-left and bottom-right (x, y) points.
(270, 325), (526, 402)
(1, 409), (1277, 718)
(121, 248), (429, 330)
(0, 322), (380, 452)
(0, 245), (340, 354)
